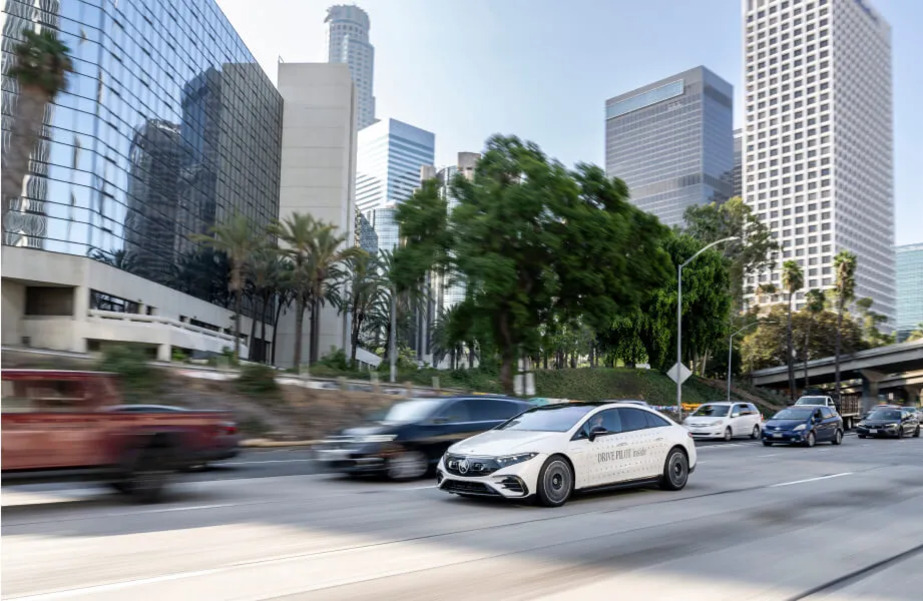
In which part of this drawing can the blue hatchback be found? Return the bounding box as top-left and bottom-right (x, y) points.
(761, 406), (844, 447)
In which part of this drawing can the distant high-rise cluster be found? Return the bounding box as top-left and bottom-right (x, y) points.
(325, 5), (376, 130)
(741, 0), (895, 322)
(895, 244), (923, 341)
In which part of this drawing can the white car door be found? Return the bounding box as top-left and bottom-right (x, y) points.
(730, 404), (748, 436)
(573, 409), (633, 488)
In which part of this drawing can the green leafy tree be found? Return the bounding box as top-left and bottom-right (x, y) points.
(781, 260), (804, 400)
(802, 288), (826, 387)
(247, 246), (287, 363)
(2, 30), (73, 211)
(683, 197), (778, 310)
(907, 324), (923, 342)
(854, 297), (894, 348)
(833, 251), (857, 398)
(191, 214), (267, 361)
(332, 251), (386, 364)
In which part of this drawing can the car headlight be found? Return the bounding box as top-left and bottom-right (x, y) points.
(793, 424), (806, 431)
(358, 434), (398, 443)
(495, 453), (538, 469)
(885, 423), (898, 429)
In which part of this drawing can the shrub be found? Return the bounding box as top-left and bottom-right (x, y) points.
(236, 363), (279, 395)
(318, 347), (350, 371)
(97, 345), (159, 398)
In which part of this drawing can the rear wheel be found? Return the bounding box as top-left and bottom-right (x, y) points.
(750, 425), (760, 439)
(723, 427), (733, 442)
(116, 447), (174, 503)
(832, 429), (843, 445)
(536, 455), (574, 507)
(659, 448), (689, 491)
(804, 431), (816, 448)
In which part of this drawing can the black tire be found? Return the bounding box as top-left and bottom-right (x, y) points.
(804, 431), (816, 448)
(723, 427), (733, 442)
(536, 455), (574, 507)
(897, 426), (904, 439)
(660, 447), (690, 491)
(914, 426), (920, 438)
(762, 441), (773, 447)
(386, 450), (429, 481)
(121, 448), (173, 503)
(859, 434), (867, 439)
(831, 429), (843, 445)
(750, 425), (761, 440)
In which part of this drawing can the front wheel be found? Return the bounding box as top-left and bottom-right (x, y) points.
(386, 450), (429, 481)
(858, 434), (867, 439)
(723, 427), (733, 442)
(804, 431), (816, 448)
(897, 426), (905, 439)
(762, 441), (773, 447)
(914, 426), (920, 438)
(750, 425), (761, 440)
(832, 429), (843, 445)
(536, 455), (574, 507)
(660, 448), (690, 491)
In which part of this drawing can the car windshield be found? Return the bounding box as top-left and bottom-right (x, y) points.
(772, 408), (813, 420)
(692, 404), (730, 417)
(498, 405), (595, 432)
(866, 409), (901, 421)
(795, 396), (827, 405)
(379, 399), (444, 423)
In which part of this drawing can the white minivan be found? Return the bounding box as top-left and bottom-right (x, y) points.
(683, 401), (762, 441)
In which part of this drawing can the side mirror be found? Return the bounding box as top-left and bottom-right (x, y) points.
(588, 426), (608, 442)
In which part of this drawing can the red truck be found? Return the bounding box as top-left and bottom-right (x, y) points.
(2, 369), (237, 502)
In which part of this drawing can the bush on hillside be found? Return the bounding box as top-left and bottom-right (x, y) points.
(97, 345), (159, 398)
(236, 363), (279, 395)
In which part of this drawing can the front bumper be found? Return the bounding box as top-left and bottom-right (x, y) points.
(856, 426), (900, 438)
(685, 426), (726, 439)
(761, 430), (807, 444)
(435, 455), (544, 500)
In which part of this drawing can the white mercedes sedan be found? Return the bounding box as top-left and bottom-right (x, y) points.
(436, 402), (697, 507)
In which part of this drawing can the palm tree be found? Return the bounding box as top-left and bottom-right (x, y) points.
(833, 251), (857, 400)
(332, 251), (385, 364)
(802, 288), (826, 388)
(2, 30), (73, 210)
(191, 214), (265, 361)
(781, 260), (804, 401)
(272, 213), (322, 370)
(305, 226), (362, 364)
(248, 246), (286, 363)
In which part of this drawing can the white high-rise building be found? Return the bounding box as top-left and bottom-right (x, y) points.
(742, 0), (895, 323)
(325, 5), (376, 130)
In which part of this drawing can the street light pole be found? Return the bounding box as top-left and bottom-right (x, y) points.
(676, 236), (739, 420)
(726, 321), (768, 401)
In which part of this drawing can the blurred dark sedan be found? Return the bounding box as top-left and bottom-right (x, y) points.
(857, 408), (921, 439)
(315, 395), (531, 480)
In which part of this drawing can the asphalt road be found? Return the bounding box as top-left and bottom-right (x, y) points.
(2, 434), (922, 600)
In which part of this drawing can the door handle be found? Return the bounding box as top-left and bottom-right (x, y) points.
(617, 443), (628, 447)
(655, 437), (664, 442)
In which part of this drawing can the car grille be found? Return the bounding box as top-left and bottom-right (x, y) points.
(444, 454), (500, 477)
(498, 476), (528, 495)
(442, 480), (500, 496)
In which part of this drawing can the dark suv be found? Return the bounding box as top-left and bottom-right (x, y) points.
(316, 395), (531, 480)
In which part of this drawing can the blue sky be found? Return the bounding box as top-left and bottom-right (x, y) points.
(216, 0), (922, 246)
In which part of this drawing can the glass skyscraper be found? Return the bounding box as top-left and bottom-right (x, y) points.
(355, 118), (434, 251)
(1, 0), (283, 304)
(895, 243), (923, 340)
(325, 5), (375, 130)
(605, 66), (734, 227)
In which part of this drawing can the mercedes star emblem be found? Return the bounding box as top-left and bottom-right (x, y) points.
(458, 458), (470, 474)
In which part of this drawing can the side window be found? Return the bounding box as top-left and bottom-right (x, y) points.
(644, 411), (671, 429)
(438, 400), (471, 423)
(2, 380), (32, 413)
(13, 379), (88, 412)
(470, 400), (522, 421)
(822, 407), (835, 419)
(617, 408), (649, 432)
(734, 404), (749, 416)
(581, 409), (622, 437)
(748, 403), (759, 415)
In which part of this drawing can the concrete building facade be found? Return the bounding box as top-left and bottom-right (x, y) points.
(741, 0), (895, 321)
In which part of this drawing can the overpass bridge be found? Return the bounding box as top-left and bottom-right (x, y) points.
(750, 339), (923, 409)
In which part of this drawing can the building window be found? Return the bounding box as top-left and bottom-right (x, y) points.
(90, 290), (140, 314)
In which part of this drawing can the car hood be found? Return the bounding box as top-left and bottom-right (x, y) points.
(449, 430), (563, 456)
(684, 416), (727, 425)
(765, 419), (808, 429)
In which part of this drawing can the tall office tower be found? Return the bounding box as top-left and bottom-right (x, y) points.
(895, 244), (923, 341)
(742, 0), (895, 322)
(325, 5), (376, 129)
(605, 66), (734, 227)
(733, 128), (744, 198)
(355, 118), (435, 250)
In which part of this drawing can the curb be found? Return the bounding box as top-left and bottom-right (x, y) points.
(240, 439), (320, 448)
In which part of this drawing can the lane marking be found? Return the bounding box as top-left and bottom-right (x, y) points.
(222, 459), (316, 465)
(769, 472), (853, 488)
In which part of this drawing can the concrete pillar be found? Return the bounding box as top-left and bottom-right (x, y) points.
(157, 344), (171, 362)
(904, 384), (922, 407)
(860, 369), (887, 412)
(71, 285), (90, 353)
